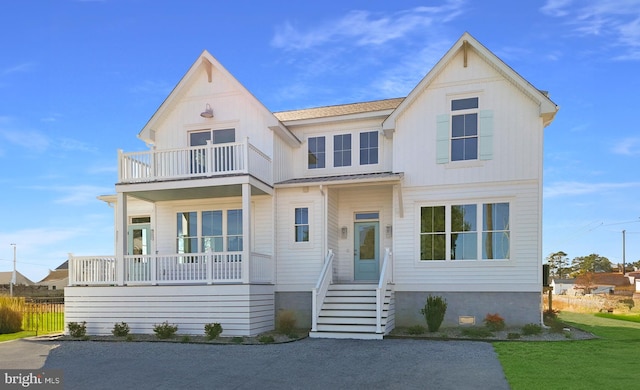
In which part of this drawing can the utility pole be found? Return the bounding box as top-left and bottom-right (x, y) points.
(10, 243), (16, 297)
(622, 230), (626, 275)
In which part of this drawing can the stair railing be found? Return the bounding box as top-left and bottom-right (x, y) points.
(376, 248), (392, 334)
(311, 249), (334, 332)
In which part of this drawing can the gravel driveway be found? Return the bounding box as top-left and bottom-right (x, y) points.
(35, 338), (509, 390)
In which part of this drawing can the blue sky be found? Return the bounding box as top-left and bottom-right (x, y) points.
(1, 0), (640, 281)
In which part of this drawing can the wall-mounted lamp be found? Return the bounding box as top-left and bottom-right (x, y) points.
(200, 103), (214, 118)
(385, 224), (393, 238)
(340, 226), (348, 239)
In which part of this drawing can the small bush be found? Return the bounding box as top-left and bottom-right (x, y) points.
(67, 321), (87, 338)
(204, 323), (223, 340)
(484, 313), (505, 331)
(153, 321), (178, 339)
(619, 299), (634, 310)
(276, 310), (297, 335)
(258, 335), (275, 343)
(548, 318), (566, 333)
(125, 334), (134, 342)
(421, 295), (448, 332)
(181, 335), (191, 343)
(231, 336), (244, 344)
(543, 309), (559, 324)
(407, 325), (427, 335)
(507, 332), (521, 340)
(112, 322), (130, 337)
(522, 323), (543, 336)
(461, 327), (493, 338)
(0, 306), (23, 334)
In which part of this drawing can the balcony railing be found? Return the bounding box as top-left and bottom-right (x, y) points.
(118, 138), (272, 184)
(68, 252), (274, 286)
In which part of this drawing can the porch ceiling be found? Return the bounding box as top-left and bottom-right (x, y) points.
(122, 184), (269, 202)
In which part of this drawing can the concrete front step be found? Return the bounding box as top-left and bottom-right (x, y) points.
(309, 331), (384, 340)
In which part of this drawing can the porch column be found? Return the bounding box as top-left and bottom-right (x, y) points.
(116, 192), (128, 286)
(242, 182), (251, 284)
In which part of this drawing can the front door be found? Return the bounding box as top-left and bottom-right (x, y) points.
(354, 221), (379, 281)
(128, 224), (151, 256)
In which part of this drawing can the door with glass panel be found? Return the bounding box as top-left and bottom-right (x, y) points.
(127, 222), (151, 282)
(354, 221), (379, 281)
(189, 129), (235, 174)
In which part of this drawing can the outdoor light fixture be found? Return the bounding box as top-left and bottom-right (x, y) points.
(200, 103), (214, 118)
(340, 226), (348, 239)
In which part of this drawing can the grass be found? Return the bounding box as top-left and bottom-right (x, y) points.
(594, 312), (640, 323)
(0, 330), (39, 342)
(494, 312), (640, 390)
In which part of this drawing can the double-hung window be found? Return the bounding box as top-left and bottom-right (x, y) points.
(333, 134), (351, 167)
(294, 207), (309, 242)
(360, 131), (378, 165)
(451, 98), (478, 161)
(419, 202), (509, 261)
(308, 136), (326, 169)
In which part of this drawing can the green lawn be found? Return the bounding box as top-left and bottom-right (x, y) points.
(494, 312), (640, 390)
(594, 312), (640, 323)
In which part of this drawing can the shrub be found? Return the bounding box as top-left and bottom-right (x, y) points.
(543, 309), (559, 324)
(181, 335), (191, 343)
(276, 310), (297, 335)
(231, 336), (244, 344)
(0, 306), (23, 334)
(112, 322), (130, 337)
(522, 323), (543, 336)
(125, 334), (134, 342)
(484, 313), (505, 331)
(153, 321), (178, 339)
(507, 332), (521, 340)
(67, 321), (87, 338)
(461, 327), (493, 338)
(258, 335), (275, 343)
(619, 299), (634, 310)
(420, 295), (448, 332)
(407, 324), (427, 335)
(204, 323), (223, 340)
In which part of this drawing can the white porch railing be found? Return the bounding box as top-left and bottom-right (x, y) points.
(376, 248), (393, 334)
(69, 252), (273, 286)
(311, 249), (334, 332)
(118, 138), (272, 184)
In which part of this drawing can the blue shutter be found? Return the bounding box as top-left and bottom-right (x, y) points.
(479, 110), (493, 160)
(436, 114), (450, 164)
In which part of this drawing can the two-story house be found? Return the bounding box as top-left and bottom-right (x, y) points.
(66, 32), (558, 339)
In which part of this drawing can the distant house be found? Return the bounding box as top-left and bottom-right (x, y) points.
(551, 279), (578, 295)
(37, 261), (69, 291)
(65, 32), (558, 339)
(0, 271), (34, 288)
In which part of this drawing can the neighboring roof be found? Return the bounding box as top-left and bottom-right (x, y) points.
(275, 172), (403, 187)
(55, 260), (68, 270)
(552, 279), (576, 284)
(383, 32), (559, 132)
(273, 97), (404, 122)
(591, 273), (631, 286)
(0, 271), (34, 285)
(38, 269), (69, 284)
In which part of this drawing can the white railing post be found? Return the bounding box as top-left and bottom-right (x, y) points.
(311, 249), (334, 332)
(376, 248), (392, 334)
(68, 253), (75, 286)
(243, 137), (250, 174)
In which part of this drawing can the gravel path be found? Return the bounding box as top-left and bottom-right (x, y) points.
(39, 338), (510, 390)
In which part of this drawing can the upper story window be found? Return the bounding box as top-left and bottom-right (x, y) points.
(333, 134), (351, 167)
(360, 131), (378, 165)
(189, 128), (235, 146)
(308, 136), (326, 169)
(451, 98), (478, 161)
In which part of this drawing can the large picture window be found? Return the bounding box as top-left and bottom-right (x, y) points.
(177, 209), (243, 254)
(419, 202), (509, 261)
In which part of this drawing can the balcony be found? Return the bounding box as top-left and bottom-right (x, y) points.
(68, 252), (274, 286)
(118, 139), (272, 185)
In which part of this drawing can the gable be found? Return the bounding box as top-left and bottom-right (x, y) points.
(383, 32), (558, 134)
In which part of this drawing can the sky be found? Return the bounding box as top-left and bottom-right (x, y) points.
(1, 0), (640, 282)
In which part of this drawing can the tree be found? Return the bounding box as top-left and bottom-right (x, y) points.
(570, 253), (613, 277)
(546, 251), (569, 278)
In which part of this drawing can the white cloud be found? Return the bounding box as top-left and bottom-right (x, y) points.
(271, 2), (465, 51)
(1, 62), (35, 76)
(0, 128), (50, 152)
(26, 184), (112, 205)
(544, 181), (640, 198)
(540, 0), (640, 60)
(612, 137), (640, 155)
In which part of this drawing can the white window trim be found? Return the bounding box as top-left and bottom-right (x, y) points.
(414, 199), (512, 265)
(447, 92), (484, 164)
(291, 202), (314, 248)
